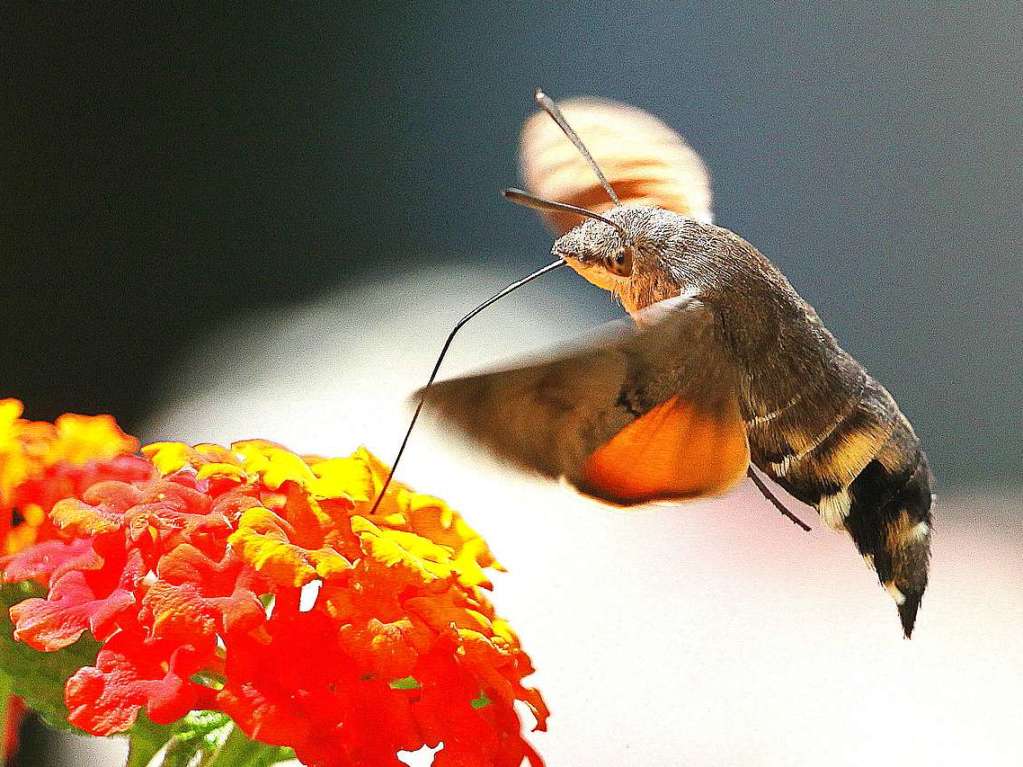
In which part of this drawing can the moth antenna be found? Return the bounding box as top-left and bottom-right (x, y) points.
(746, 466), (811, 532)
(502, 188), (628, 238)
(534, 88), (621, 206)
(369, 259), (567, 514)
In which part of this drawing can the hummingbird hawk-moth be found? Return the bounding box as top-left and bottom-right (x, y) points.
(408, 90), (934, 637)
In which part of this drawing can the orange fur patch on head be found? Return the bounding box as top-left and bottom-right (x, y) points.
(580, 396), (749, 505)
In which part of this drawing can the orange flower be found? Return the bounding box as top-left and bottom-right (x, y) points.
(0, 399), (145, 764)
(0, 398), (144, 555)
(2, 403), (546, 767)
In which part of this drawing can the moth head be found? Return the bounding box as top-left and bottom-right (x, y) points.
(503, 89), (650, 289)
(552, 210), (637, 279)
(550, 205), (680, 310)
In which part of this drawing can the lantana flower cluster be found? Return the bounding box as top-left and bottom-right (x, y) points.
(0, 399), (546, 766)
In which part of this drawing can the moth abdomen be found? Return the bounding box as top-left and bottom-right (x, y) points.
(750, 374), (932, 636)
(844, 425), (933, 637)
(771, 383), (899, 501)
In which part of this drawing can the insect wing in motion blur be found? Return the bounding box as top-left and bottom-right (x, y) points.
(420, 91), (934, 637)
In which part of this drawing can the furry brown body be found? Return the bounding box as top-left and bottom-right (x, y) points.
(558, 205), (934, 636)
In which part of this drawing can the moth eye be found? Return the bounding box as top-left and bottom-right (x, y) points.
(607, 247), (633, 277)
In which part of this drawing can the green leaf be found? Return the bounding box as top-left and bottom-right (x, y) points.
(206, 724), (294, 767)
(0, 582), (100, 730)
(157, 711), (233, 767)
(126, 713), (295, 767)
(127, 715), (177, 767)
(389, 675), (421, 690)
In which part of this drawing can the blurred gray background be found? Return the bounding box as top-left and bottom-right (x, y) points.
(2, 4), (1021, 765)
(3, 2), (1021, 487)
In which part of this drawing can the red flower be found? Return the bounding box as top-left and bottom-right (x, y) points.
(65, 626), (214, 733)
(0, 400), (146, 764)
(4, 696), (25, 760)
(1, 403), (547, 767)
